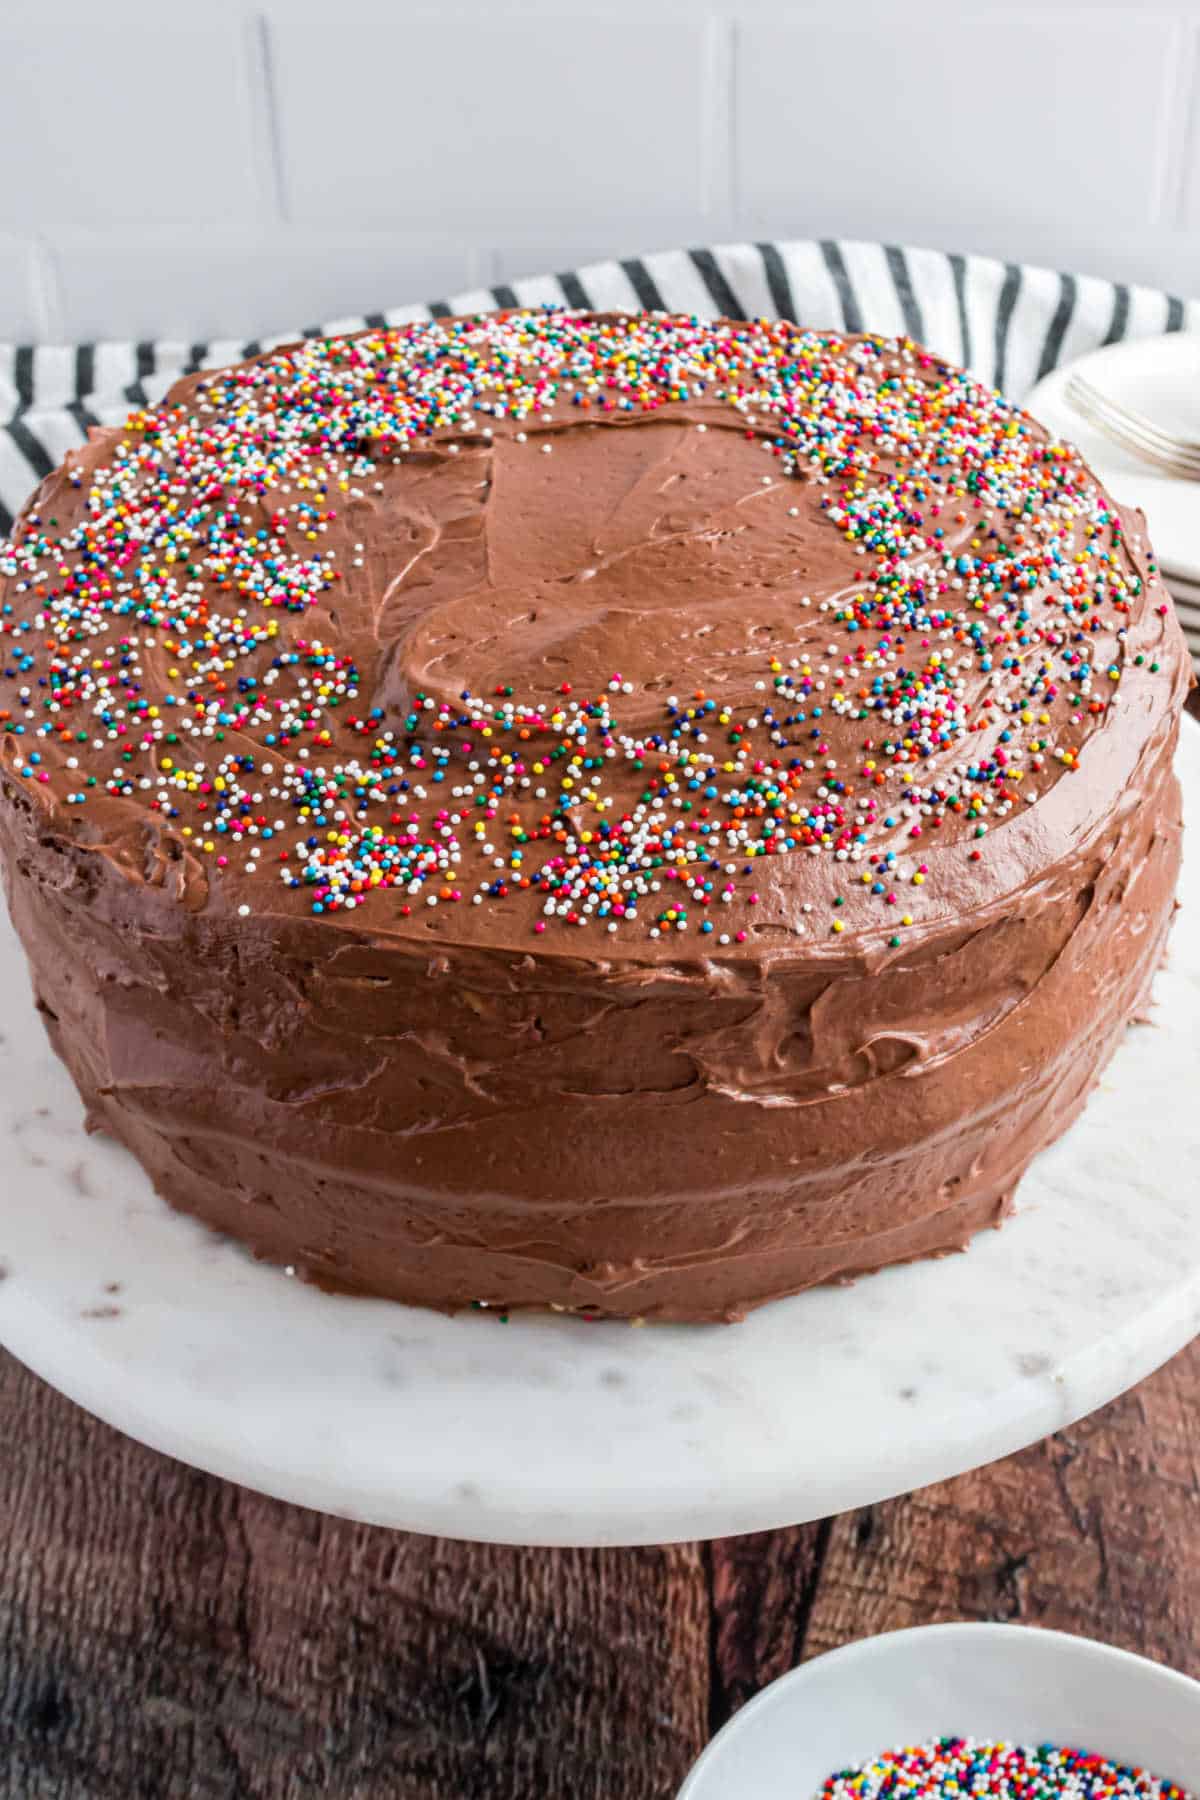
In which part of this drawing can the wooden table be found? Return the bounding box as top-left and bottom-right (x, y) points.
(2, 1336), (1198, 1800)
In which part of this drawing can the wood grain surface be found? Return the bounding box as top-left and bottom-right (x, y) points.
(1, 1335), (1197, 1800)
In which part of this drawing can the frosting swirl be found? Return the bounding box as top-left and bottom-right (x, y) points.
(0, 312), (1189, 1320)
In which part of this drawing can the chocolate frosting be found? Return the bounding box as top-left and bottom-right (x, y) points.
(0, 313), (1189, 1319)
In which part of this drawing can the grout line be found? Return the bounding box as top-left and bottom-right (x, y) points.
(1154, 14), (1199, 227)
(708, 14), (737, 238)
(792, 1515), (835, 1661)
(700, 1538), (726, 1737)
(28, 237), (62, 347)
(250, 9), (290, 223)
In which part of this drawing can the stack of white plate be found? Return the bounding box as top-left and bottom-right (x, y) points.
(1026, 333), (1200, 671)
(1170, 572), (1200, 652)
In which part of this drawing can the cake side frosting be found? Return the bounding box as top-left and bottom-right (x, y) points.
(0, 313), (1189, 1319)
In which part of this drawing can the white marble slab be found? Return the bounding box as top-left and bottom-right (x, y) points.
(1, 722), (1198, 1548)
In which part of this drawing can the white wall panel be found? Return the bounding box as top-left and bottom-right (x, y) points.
(1, 2), (1199, 344)
(0, 2), (263, 229)
(269, 6), (719, 237)
(41, 228), (478, 341)
(735, 12), (1183, 268)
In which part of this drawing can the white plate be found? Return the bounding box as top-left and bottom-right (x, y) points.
(1, 723), (1199, 1548)
(1026, 332), (1200, 583)
(677, 1624), (1200, 1799)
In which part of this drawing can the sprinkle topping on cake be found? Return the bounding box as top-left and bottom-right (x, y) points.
(0, 311), (1170, 937)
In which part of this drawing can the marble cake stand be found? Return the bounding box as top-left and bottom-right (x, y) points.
(2, 721), (1198, 1548)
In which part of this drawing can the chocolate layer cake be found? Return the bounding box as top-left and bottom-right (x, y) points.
(0, 313), (1188, 1320)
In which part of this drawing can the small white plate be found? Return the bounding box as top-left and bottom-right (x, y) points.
(1026, 333), (1200, 583)
(678, 1624), (1200, 1799)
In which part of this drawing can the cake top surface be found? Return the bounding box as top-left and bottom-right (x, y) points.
(0, 310), (1186, 957)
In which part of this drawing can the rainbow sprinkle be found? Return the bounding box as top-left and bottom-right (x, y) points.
(0, 310), (1167, 938)
(817, 1738), (1193, 1800)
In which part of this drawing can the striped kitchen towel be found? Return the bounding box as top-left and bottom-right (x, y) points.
(2, 236), (1198, 667)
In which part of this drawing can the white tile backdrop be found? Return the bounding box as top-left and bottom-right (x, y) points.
(3, 0), (1200, 343)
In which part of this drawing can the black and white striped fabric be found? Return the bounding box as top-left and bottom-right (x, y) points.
(3, 237), (1198, 666)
